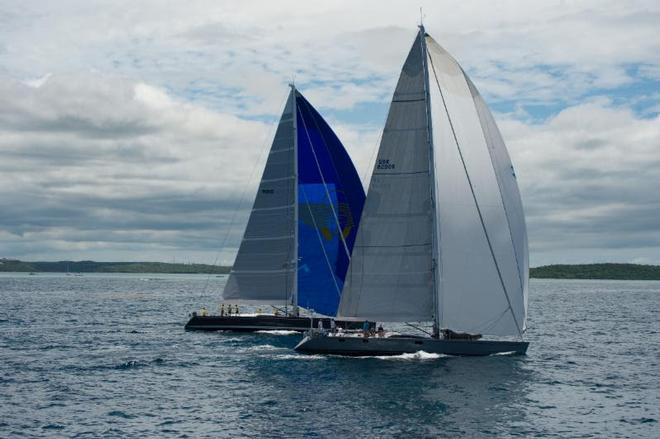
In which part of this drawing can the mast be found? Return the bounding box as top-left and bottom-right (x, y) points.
(291, 83), (299, 312)
(419, 26), (441, 336)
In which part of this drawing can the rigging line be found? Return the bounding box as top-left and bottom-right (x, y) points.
(419, 27), (442, 329)
(299, 183), (343, 300)
(362, 122), (384, 186)
(404, 322), (433, 337)
(427, 48), (524, 340)
(200, 89), (289, 301)
(465, 73), (526, 301)
(296, 103), (352, 262)
(300, 98), (357, 292)
(302, 96), (362, 237)
(477, 307), (511, 334)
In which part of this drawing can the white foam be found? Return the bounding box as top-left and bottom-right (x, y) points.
(491, 351), (517, 356)
(275, 354), (326, 360)
(243, 344), (282, 352)
(255, 330), (299, 336)
(374, 351), (445, 361)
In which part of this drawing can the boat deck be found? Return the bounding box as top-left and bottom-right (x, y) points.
(184, 315), (370, 332)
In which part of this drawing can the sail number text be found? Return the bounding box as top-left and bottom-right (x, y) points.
(377, 159), (395, 170)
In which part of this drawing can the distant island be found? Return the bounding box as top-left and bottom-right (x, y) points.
(0, 259), (230, 274)
(1, 259), (659, 280)
(530, 263), (660, 280)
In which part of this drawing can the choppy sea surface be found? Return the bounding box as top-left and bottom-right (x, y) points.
(1, 274), (658, 438)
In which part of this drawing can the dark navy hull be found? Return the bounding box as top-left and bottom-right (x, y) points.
(184, 315), (367, 332)
(294, 334), (528, 356)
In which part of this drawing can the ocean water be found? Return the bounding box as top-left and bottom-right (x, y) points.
(0, 274), (658, 438)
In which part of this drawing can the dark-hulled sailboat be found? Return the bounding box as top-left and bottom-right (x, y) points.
(186, 85), (366, 332)
(295, 26), (530, 355)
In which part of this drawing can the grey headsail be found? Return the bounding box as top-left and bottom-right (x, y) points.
(223, 91), (296, 305)
(337, 30), (435, 322)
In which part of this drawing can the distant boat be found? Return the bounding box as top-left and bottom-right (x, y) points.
(186, 85), (367, 332)
(296, 26), (529, 356)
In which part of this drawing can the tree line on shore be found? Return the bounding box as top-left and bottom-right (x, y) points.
(1, 260), (659, 280)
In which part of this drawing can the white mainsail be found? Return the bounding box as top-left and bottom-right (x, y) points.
(337, 28), (528, 337)
(223, 91), (296, 305)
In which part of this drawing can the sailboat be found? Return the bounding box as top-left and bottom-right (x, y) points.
(295, 26), (529, 356)
(185, 85), (368, 332)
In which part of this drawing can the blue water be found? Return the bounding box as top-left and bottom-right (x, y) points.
(1, 274), (658, 438)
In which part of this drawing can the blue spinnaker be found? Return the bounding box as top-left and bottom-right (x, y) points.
(295, 92), (365, 316)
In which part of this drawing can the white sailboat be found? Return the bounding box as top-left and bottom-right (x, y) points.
(295, 26), (529, 356)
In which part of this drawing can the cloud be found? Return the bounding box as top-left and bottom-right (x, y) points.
(3, 1), (658, 117)
(0, 1), (658, 264)
(0, 74), (274, 263)
(500, 100), (660, 264)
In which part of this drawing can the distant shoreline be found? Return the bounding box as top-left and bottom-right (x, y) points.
(1, 260), (659, 280)
(530, 263), (660, 280)
(0, 260), (230, 275)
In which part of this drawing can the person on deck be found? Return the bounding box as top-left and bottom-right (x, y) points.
(220, 304), (225, 316)
(377, 324), (384, 337)
(330, 319), (336, 334)
(362, 320), (370, 338)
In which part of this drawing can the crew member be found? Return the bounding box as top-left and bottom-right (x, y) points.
(362, 320), (370, 338)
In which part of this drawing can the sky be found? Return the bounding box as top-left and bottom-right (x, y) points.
(0, 0), (659, 267)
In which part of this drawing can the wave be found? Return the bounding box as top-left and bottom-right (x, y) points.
(243, 344), (282, 352)
(491, 351), (518, 356)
